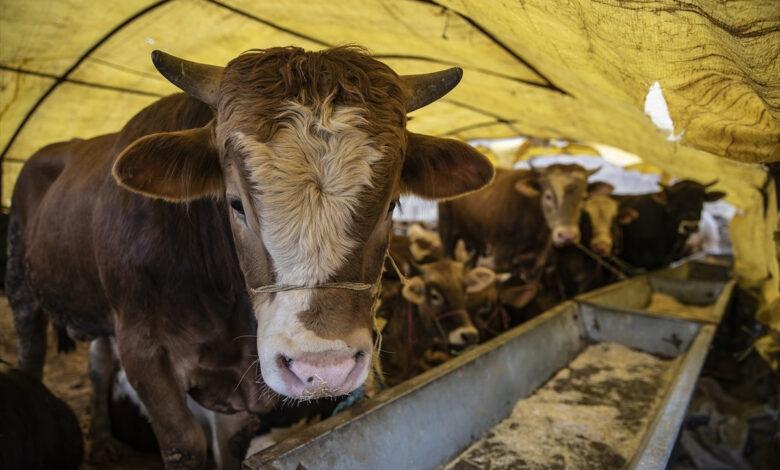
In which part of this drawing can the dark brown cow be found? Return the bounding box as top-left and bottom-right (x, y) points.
(7, 46), (493, 468)
(438, 164), (596, 276)
(618, 180), (725, 269)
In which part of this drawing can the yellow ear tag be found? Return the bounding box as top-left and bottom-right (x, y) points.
(375, 316), (388, 333)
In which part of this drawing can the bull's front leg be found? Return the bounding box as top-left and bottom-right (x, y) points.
(87, 337), (130, 463)
(117, 333), (207, 469)
(212, 411), (258, 470)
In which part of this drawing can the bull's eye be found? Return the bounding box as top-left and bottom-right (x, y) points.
(229, 198), (245, 217)
(543, 192), (554, 203)
(429, 289), (444, 306)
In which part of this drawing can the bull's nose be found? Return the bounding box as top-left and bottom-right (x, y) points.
(448, 326), (479, 347)
(278, 350), (366, 397)
(591, 240), (612, 256)
(460, 330), (479, 345)
(552, 226), (581, 246)
(678, 220), (700, 235)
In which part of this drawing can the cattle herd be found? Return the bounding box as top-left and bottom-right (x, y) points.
(0, 46), (725, 469)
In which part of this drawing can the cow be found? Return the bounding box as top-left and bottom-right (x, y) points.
(377, 258), (489, 385)
(384, 223), (444, 279)
(553, 183), (639, 298)
(445, 239), (535, 340)
(617, 180), (725, 270)
(7, 46), (493, 468)
(438, 164), (597, 277)
(107, 362), (259, 468)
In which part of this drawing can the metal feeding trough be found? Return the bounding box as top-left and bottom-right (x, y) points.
(578, 258), (735, 325)
(244, 261), (734, 470)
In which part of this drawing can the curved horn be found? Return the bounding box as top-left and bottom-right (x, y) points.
(528, 157), (540, 173)
(151, 50), (223, 107)
(704, 179), (719, 188)
(401, 67), (463, 112)
(586, 166), (602, 177)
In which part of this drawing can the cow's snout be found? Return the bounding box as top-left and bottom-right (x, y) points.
(552, 225), (581, 246)
(591, 238), (612, 256)
(277, 350), (368, 398)
(678, 220), (699, 235)
(448, 325), (479, 347)
(259, 326), (373, 399)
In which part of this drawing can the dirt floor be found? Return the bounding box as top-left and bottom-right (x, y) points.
(0, 297), (163, 469)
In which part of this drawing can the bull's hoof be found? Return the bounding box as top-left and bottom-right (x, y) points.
(88, 436), (130, 464)
(162, 447), (206, 469)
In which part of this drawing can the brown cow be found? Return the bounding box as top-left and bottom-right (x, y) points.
(553, 185), (639, 298)
(385, 223), (444, 279)
(377, 259), (489, 385)
(7, 46), (493, 468)
(438, 164), (596, 276)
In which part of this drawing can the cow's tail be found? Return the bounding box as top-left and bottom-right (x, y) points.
(5, 213), (50, 378)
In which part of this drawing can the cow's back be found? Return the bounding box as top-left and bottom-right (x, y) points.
(439, 168), (544, 271)
(10, 94), (214, 337)
(618, 194), (674, 269)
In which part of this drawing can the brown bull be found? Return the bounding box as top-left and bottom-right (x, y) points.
(553, 184), (639, 298)
(438, 164), (596, 276)
(7, 46), (493, 468)
(378, 258), (489, 385)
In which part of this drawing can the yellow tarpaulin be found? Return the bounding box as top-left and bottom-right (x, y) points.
(1, 0), (779, 362)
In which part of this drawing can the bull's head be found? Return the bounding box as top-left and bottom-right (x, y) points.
(112, 47), (493, 399)
(656, 180), (725, 236)
(582, 183), (639, 256)
(401, 260), (488, 348)
(515, 164), (598, 246)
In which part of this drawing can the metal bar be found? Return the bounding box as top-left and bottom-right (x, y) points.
(630, 325), (717, 470)
(245, 302), (584, 470)
(245, 260), (733, 469)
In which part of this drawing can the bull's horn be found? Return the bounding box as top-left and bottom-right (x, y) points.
(401, 68), (463, 112)
(704, 179), (719, 188)
(528, 157), (540, 173)
(586, 166), (602, 177)
(151, 50), (223, 107)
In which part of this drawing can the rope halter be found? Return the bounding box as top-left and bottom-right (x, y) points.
(247, 251), (409, 375)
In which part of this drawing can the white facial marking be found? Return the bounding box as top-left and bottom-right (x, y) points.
(448, 325), (479, 346)
(584, 195), (618, 238)
(234, 103), (381, 286)
(233, 103), (380, 396)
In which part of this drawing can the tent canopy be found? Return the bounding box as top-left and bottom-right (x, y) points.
(2, 0), (779, 362)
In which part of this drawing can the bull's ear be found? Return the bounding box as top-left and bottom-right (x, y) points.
(401, 276), (426, 305)
(465, 267), (496, 294)
(454, 239), (472, 264)
(618, 207), (640, 225)
(705, 190), (726, 202)
(587, 181), (614, 197)
(495, 272), (513, 283)
(113, 126), (223, 201)
(499, 283), (539, 309)
(401, 132), (494, 200)
(408, 223), (442, 262)
(514, 178), (541, 198)
(651, 191), (668, 205)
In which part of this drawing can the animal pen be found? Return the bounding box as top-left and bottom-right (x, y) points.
(246, 258), (736, 469)
(1, 1), (778, 470)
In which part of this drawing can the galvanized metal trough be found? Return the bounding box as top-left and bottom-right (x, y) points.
(244, 261), (734, 470)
